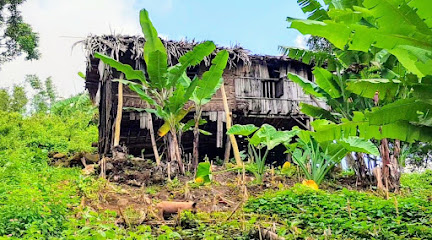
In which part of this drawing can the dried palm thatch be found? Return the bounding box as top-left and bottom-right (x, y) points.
(79, 35), (252, 69)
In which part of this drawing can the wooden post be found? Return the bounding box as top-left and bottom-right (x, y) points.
(147, 111), (161, 165)
(113, 74), (124, 146)
(224, 135), (231, 163)
(220, 83), (242, 166)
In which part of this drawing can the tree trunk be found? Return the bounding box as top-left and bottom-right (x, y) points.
(378, 138), (400, 192)
(169, 129), (185, 174)
(192, 108), (202, 172)
(147, 112), (161, 166)
(355, 152), (369, 186)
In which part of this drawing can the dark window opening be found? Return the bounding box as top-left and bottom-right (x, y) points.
(262, 78), (284, 98)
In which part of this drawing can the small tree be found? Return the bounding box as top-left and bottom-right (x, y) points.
(190, 52), (228, 172)
(26, 74), (56, 113)
(0, 0), (39, 64)
(0, 85), (28, 113)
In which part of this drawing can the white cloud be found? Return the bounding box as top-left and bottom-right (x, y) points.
(0, 0), (142, 98)
(294, 34), (309, 49)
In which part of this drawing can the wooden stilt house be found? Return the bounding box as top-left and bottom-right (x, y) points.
(82, 35), (321, 160)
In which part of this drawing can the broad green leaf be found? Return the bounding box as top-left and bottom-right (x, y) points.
(289, 12), (432, 77)
(195, 162), (211, 183)
(250, 124), (298, 150)
(337, 136), (379, 156)
(288, 73), (324, 98)
(408, 0), (432, 28)
(94, 53), (146, 84)
(297, 0), (329, 20)
(112, 79), (140, 86)
(168, 41), (216, 88)
(312, 112), (432, 143)
(412, 84), (432, 99)
(140, 9), (168, 89)
(182, 119), (207, 132)
(179, 41), (216, 67)
(366, 98), (432, 126)
(300, 103), (339, 122)
(346, 79), (400, 101)
(192, 50), (228, 105)
(313, 67), (341, 98)
(129, 85), (156, 106)
(279, 46), (340, 71)
(227, 124), (258, 136)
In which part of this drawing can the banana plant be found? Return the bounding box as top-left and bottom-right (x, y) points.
(94, 9), (217, 174)
(189, 50), (228, 172)
(287, 0), (432, 190)
(227, 124), (298, 183)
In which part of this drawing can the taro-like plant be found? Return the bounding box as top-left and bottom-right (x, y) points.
(227, 124), (297, 183)
(285, 127), (379, 185)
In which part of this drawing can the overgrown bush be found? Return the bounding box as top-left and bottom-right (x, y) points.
(0, 108), (97, 238)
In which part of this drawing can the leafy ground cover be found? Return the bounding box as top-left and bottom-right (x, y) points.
(246, 172), (432, 239)
(1, 109), (432, 239)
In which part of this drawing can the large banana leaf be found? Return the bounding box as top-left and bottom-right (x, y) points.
(168, 41), (216, 88)
(312, 67), (341, 98)
(192, 50), (228, 105)
(279, 46), (339, 71)
(140, 9), (168, 89)
(288, 73), (324, 98)
(129, 84), (156, 106)
(300, 102), (339, 122)
(346, 79), (401, 101)
(311, 112), (432, 143)
(297, 0), (329, 21)
(366, 98), (432, 126)
(94, 53), (146, 84)
(408, 0), (432, 28)
(289, 0), (432, 77)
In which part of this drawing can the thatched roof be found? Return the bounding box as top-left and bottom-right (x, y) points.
(80, 35), (259, 69)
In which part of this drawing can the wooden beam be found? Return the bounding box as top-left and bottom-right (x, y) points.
(220, 83), (242, 166)
(113, 74), (124, 146)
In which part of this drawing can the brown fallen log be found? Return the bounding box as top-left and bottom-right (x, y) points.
(156, 201), (197, 220)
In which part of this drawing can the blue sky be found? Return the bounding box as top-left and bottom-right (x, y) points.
(0, 0), (308, 97)
(133, 0), (307, 55)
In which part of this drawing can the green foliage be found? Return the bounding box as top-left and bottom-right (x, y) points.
(26, 74), (57, 114)
(0, 0), (39, 63)
(246, 183), (432, 239)
(286, 127), (379, 185)
(346, 79), (401, 102)
(195, 162), (212, 184)
(51, 92), (96, 117)
(0, 95), (97, 238)
(289, 0), (432, 145)
(0, 85), (28, 113)
(228, 124), (297, 182)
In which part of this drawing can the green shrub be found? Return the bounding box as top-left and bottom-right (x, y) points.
(0, 109), (97, 238)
